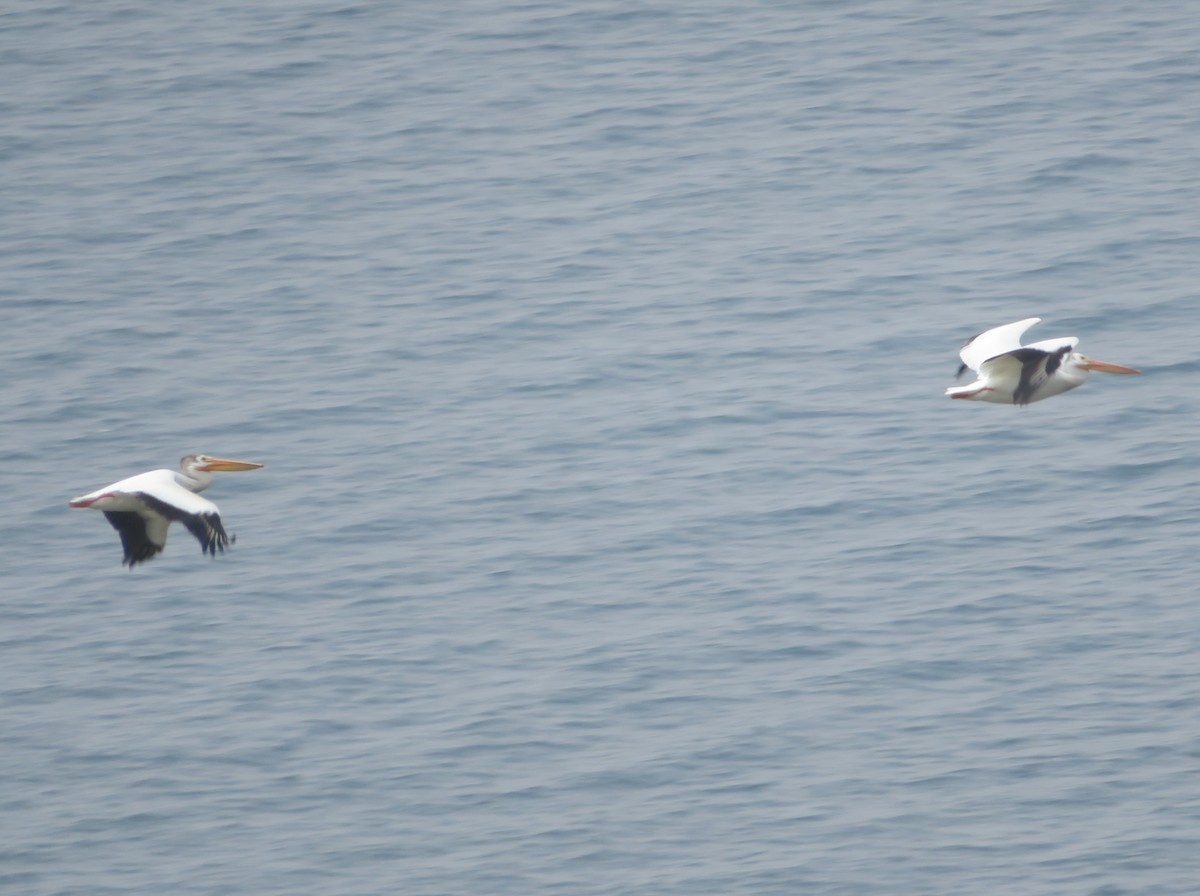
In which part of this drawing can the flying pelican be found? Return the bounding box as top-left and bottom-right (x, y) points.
(946, 317), (1140, 405)
(69, 454), (264, 567)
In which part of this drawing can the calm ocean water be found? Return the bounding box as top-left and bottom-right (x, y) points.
(3, 1), (1199, 893)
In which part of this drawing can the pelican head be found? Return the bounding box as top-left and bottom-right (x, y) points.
(1046, 352), (1141, 396)
(182, 454), (265, 474)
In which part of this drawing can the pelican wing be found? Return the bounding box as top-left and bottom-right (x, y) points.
(138, 492), (232, 558)
(103, 511), (170, 566)
(958, 317), (1041, 374)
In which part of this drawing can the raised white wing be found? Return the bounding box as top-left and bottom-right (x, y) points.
(958, 317), (1041, 373)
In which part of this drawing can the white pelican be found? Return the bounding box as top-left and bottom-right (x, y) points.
(69, 454), (264, 567)
(946, 317), (1140, 405)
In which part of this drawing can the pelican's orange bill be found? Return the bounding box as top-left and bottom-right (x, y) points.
(197, 457), (265, 472)
(1082, 359), (1140, 374)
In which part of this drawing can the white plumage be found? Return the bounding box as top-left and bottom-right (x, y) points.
(69, 454), (264, 567)
(946, 318), (1139, 405)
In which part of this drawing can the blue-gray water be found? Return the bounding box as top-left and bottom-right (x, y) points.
(3, 2), (1199, 894)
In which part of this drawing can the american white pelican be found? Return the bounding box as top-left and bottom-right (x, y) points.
(946, 317), (1140, 405)
(69, 454), (264, 567)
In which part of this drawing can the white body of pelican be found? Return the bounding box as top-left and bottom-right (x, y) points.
(946, 317), (1139, 405)
(69, 454), (264, 567)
